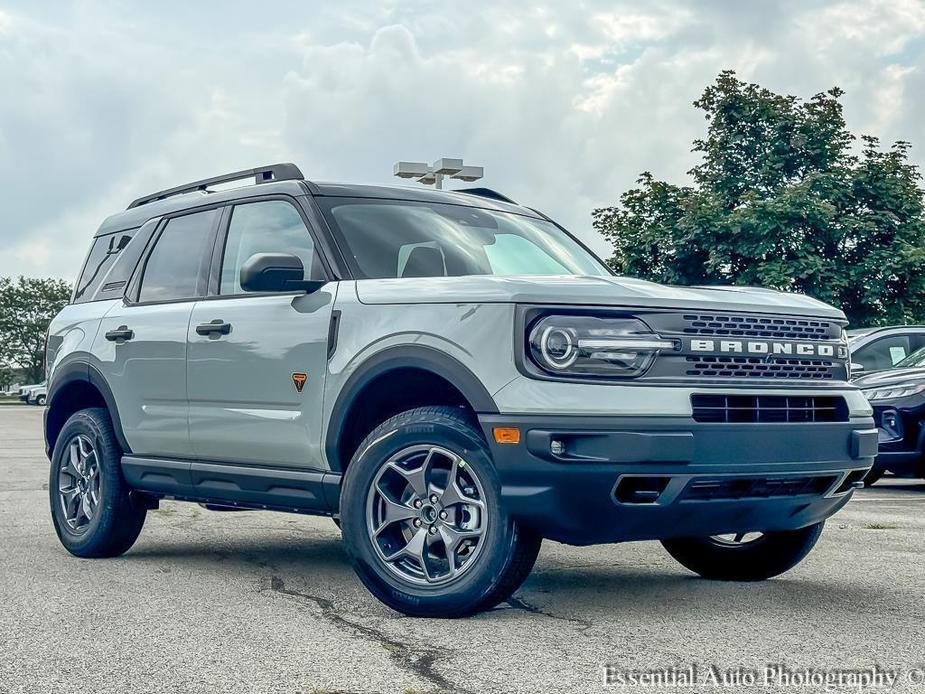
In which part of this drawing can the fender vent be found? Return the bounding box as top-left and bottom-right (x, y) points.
(691, 394), (849, 423)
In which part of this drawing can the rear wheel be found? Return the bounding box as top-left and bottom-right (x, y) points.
(340, 406), (541, 617)
(661, 523), (824, 581)
(49, 408), (147, 558)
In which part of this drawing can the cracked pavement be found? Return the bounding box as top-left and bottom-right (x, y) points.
(1, 406), (924, 693)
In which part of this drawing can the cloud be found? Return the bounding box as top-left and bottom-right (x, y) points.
(1, 0), (925, 279)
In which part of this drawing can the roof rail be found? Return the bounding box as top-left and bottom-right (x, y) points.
(127, 163), (304, 209)
(455, 187), (517, 204)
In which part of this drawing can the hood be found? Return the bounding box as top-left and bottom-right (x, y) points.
(853, 367), (925, 389)
(355, 275), (846, 320)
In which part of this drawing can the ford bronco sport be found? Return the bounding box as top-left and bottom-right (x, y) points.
(45, 163), (877, 617)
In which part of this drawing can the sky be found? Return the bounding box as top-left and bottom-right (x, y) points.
(2, 0), (925, 282)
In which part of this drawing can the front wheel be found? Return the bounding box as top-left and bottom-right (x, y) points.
(661, 523), (824, 581)
(340, 406), (541, 617)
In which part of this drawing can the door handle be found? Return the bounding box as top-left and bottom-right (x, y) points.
(196, 319), (232, 336)
(104, 326), (134, 343)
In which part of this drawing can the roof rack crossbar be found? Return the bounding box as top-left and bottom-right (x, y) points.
(454, 187), (517, 204)
(127, 162), (304, 209)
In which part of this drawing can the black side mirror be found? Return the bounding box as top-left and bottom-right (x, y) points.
(239, 253), (325, 293)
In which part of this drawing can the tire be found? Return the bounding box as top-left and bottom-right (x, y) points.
(340, 406), (542, 617)
(36, 395), (46, 407)
(49, 407), (147, 558)
(864, 468), (885, 487)
(661, 522), (824, 581)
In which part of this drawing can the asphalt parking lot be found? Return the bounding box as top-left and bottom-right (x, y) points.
(1, 406), (923, 694)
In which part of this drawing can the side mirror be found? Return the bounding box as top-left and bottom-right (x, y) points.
(239, 253), (325, 293)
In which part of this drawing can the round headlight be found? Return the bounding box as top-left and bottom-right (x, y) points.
(539, 326), (579, 369)
(528, 315), (676, 379)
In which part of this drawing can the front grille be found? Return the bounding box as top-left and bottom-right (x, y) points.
(681, 314), (838, 341)
(685, 355), (836, 380)
(691, 394), (849, 423)
(680, 475), (838, 501)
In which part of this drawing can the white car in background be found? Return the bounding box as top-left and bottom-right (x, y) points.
(28, 386), (48, 407)
(19, 383), (46, 404)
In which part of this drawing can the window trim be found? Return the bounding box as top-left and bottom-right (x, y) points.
(205, 194), (333, 300)
(126, 205), (224, 307)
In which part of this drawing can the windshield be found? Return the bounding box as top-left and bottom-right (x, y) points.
(894, 346), (925, 368)
(318, 198), (611, 279)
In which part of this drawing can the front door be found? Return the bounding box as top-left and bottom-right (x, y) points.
(186, 199), (335, 468)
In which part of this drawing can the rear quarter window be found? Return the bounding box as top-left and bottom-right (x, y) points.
(73, 229), (138, 304)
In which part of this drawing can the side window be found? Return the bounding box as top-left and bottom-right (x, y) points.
(138, 209), (218, 303)
(220, 200), (324, 295)
(73, 230), (137, 303)
(852, 335), (912, 371)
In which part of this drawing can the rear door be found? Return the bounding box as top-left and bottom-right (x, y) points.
(94, 208), (220, 458)
(186, 198), (335, 468)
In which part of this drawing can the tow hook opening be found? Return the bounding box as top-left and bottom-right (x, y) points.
(614, 476), (671, 504)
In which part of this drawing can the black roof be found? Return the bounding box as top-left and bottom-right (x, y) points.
(95, 167), (535, 237)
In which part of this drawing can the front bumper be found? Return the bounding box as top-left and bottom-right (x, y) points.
(479, 414), (877, 545)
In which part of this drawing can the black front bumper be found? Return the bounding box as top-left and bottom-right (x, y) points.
(479, 414), (877, 545)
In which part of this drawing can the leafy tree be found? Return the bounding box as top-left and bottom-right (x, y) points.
(0, 362), (14, 390)
(593, 70), (925, 327)
(0, 277), (72, 384)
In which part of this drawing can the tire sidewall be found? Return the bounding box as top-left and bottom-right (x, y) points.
(49, 410), (124, 554)
(341, 414), (515, 615)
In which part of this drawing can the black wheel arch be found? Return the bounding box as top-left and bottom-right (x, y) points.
(45, 362), (131, 459)
(324, 345), (498, 473)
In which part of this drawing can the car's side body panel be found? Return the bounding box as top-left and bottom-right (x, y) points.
(187, 287), (337, 467)
(92, 300), (196, 458)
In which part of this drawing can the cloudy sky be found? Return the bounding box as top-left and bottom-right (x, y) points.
(2, 0), (924, 281)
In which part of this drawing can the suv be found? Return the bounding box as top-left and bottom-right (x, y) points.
(45, 163), (877, 617)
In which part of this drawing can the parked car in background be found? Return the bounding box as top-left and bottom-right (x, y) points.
(28, 386), (48, 407)
(18, 383), (44, 403)
(847, 326), (925, 375)
(854, 346), (925, 485)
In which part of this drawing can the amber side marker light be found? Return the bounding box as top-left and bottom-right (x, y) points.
(493, 427), (521, 444)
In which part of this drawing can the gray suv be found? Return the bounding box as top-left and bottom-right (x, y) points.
(45, 163), (877, 617)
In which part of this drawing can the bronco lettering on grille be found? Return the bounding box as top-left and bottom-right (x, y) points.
(688, 339), (848, 359)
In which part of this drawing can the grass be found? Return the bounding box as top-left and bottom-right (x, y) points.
(864, 522), (900, 530)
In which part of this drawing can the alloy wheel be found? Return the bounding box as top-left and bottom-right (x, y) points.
(709, 531), (765, 547)
(58, 434), (101, 533)
(366, 444), (488, 586)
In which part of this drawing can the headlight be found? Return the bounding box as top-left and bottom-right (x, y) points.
(528, 315), (677, 378)
(863, 382), (925, 401)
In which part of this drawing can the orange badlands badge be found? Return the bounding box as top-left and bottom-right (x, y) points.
(291, 372), (308, 393)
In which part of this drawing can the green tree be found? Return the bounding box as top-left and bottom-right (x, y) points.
(0, 277), (72, 384)
(0, 362), (14, 390)
(593, 70), (925, 327)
